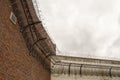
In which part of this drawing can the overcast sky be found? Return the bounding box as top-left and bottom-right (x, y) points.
(34, 0), (120, 60)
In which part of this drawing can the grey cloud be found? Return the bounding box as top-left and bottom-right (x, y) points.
(36, 0), (120, 60)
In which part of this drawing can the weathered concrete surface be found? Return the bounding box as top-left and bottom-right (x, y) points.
(52, 75), (120, 80)
(53, 55), (120, 66)
(51, 55), (120, 80)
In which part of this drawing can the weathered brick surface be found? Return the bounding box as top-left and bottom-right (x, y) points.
(0, 0), (50, 80)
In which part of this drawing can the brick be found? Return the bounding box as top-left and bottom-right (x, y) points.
(0, 0), (51, 80)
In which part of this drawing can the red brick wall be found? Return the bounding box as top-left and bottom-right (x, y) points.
(0, 0), (50, 80)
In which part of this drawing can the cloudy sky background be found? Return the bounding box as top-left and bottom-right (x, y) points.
(34, 0), (120, 60)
